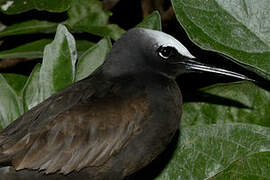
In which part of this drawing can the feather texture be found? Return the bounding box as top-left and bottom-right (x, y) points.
(0, 75), (149, 175)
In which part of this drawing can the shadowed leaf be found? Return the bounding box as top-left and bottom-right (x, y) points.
(181, 82), (270, 127)
(0, 0), (71, 14)
(0, 39), (52, 59)
(0, 20), (57, 38)
(0, 39), (94, 59)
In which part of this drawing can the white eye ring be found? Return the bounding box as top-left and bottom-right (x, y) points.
(158, 46), (178, 59)
(159, 53), (169, 59)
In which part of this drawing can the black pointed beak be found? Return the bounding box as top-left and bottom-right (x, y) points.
(181, 58), (254, 81)
(178, 55), (270, 91)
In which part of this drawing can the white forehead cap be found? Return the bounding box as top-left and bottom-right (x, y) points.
(143, 29), (195, 59)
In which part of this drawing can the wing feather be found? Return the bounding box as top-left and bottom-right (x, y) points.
(0, 81), (148, 175)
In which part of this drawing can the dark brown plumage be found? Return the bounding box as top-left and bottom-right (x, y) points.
(0, 68), (182, 180)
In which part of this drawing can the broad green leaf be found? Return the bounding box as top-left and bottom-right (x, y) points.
(39, 24), (77, 100)
(22, 63), (41, 111)
(2, 73), (27, 96)
(0, 74), (23, 129)
(0, 20), (57, 38)
(171, 0), (270, 74)
(66, 0), (109, 28)
(0, 0), (71, 14)
(73, 24), (125, 41)
(0, 39), (52, 59)
(65, 0), (124, 40)
(213, 152), (270, 179)
(156, 123), (270, 180)
(136, 11), (162, 31)
(181, 82), (270, 127)
(75, 37), (111, 81)
(0, 39), (94, 59)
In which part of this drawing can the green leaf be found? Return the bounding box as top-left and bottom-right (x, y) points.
(0, 74), (23, 129)
(106, 24), (125, 41)
(75, 37), (111, 81)
(213, 152), (270, 179)
(2, 73), (27, 96)
(136, 10), (162, 31)
(0, 0), (71, 14)
(181, 82), (270, 127)
(39, 24), (77, 101)
(171, 0), (270, 74)
(65, 0), (124, 40)
(156, 123), (270, 180)
(76, 40), (95, 57)
(0, 39), (52, 59)
(66, 0), (109, 28)
(0, 39), (94, 59)
(22, 63), (41, 111)
(0, 20), (57, 38)
(73, 24), (125, 41)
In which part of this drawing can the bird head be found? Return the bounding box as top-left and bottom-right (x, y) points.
(103, 28), (269, 88)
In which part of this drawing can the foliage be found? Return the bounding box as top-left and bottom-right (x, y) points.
(0, 0), (269, 179)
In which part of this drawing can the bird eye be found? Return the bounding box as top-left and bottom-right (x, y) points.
(157, 46), (178, 59)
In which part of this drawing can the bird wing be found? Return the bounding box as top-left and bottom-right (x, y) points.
(0, 77), (149, 175)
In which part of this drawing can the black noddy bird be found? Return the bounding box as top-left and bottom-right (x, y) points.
(0, 28), (268, 180)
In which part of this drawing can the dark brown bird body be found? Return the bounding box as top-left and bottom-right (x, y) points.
(0, 69), (182, 180)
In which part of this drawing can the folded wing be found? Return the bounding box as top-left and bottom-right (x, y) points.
(0, 79), (148, 175)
